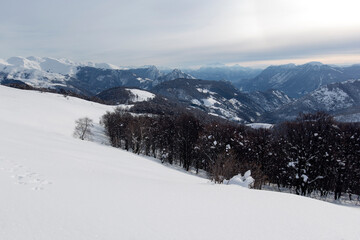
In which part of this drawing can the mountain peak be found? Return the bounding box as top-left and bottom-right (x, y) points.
(277, 63), (296, 69)
(171, 68), (183, 73)
(305, 61), (323, 66)
(158, 69), (195, 82)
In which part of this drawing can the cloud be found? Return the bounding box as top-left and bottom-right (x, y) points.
(0, 0), (359, 67)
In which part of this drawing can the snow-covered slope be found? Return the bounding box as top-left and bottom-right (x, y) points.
(126, 88), (155, 102)
(96, 87), (156, 104)
(1, 85), (360, 240)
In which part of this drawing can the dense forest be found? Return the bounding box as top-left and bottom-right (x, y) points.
(101, 109), (360, 200)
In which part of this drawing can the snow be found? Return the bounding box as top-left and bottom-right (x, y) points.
(39, 57), (77, 75)
(246, 123), (274, 129)
(194, 95), (244, 122)
(1, 85), (360, 240)
(90, 62), (120, 70)
(224, 170), (254, 188)
(7, 56), (42, 70)
(126, 88), (155, 102)
(229, 98), (243, 107)
(202, 97), (220, 107)
(3, 56), (120, 75)
(196, 88), (216, 95)
(136, 77), (150, 83)
(0, 58), (11, 67)
(191, 99), (201, 105)
(302, 174), (309, 182)
(312, 86), (353, 111)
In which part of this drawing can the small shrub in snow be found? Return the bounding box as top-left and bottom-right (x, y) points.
(73, 117), (94, 140)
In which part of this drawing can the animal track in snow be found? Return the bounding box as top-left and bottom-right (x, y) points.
(0, 158), (52, 190)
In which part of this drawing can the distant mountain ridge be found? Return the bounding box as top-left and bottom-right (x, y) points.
(2, 56), (360, 123)
(151, 78), (292, 123)
(182, 65), (262, 84)
(261, 79), (360, 123)
(0, 56), (195, 95)
(239, 62), (360, 98)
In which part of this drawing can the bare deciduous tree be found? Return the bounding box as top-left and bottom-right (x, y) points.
(73, 117), (94, 140)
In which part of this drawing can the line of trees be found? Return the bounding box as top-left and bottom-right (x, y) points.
(102, 109), (360, 200)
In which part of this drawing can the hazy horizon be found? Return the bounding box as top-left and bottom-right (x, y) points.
(2, 55), (359, 70)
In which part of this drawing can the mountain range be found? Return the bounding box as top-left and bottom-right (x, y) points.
(182, 64), (261, 84)
(0, 56), (195, 95)
(151, 78), (291, 123)
(1, 56), (360, 123)
(260, 79), (360, 123)
(238, 62), (360, 98)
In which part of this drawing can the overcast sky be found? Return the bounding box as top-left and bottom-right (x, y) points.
(1, 0), (360, 67)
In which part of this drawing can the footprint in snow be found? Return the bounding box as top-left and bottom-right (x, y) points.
(0, 159), (52, 190)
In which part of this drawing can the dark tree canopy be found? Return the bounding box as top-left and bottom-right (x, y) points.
(102, 110), (360, 200)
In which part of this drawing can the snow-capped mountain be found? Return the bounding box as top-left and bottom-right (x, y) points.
(151, 78), (292, 123)
(0, 56), (119, 75)
(240, 62), (360, 98)
(158, 69), (195, 82)
(0, 56), (121, 90)
(0, 57), (195, 95)
(261, 79), (360, 122)
(0, 57), (73, 89)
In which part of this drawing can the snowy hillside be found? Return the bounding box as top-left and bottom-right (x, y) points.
(1, 85), (360, 240)
(126, 88), (155, 102)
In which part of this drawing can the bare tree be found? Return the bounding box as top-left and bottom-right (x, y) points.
(73, 117), (94, 140)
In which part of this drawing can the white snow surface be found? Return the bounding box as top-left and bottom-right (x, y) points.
(246, 123), (274, 129)
(126, 88), (155, 102)
(191, 99), (202, 105)
(224, 170), (254, 188)
(1, 85), (360, 240)
(202, 97), (220, 107)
